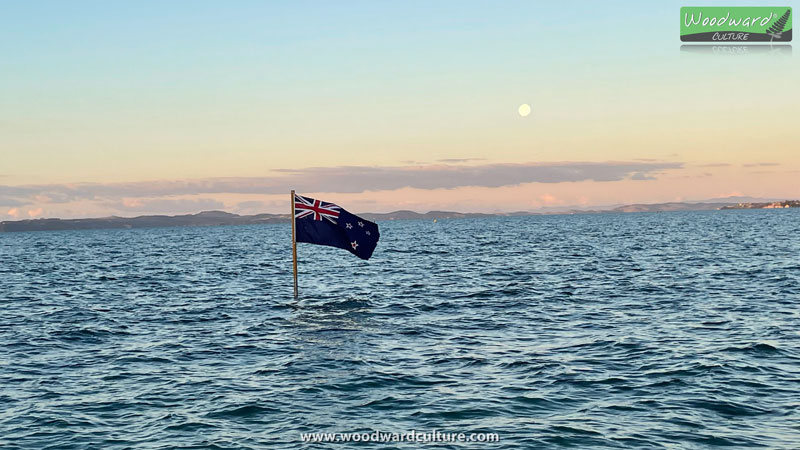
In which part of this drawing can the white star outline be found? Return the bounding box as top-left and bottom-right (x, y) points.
(345, 223), (352, 229)
(358, 221), (364, 227)
(351, 241), (358, 250)
(366, 231), (371, 235)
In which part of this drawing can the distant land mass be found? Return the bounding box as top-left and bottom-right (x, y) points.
(1, 200), (798, 233)
(720, 200), (800, 210)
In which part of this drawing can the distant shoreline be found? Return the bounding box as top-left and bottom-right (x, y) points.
(720, 200), (800, 210)
(2, 200), (797, 233)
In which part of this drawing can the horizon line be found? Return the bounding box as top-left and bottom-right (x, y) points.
(4, 198), (798, 224)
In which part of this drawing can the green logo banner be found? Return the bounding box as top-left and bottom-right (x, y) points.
(681, 7), (792, 42)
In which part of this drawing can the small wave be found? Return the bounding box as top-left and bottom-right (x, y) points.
(412, 407), (500, 420)
(430, 356), (488, 368)
(685, 399), (771, 417)
(549, 425), (603, 436)
(165, 421), (219, 431)
(358, 396), (415, 410)
(569, 377), (630, 387)
(723, 342), (781, 354)
(642, 378), (690, 389)
(53, 327), (124, 343)
(645, 363), (729, 378)
(113, 355), (176, 364)
(206, 404), (279, 419)
(508, 395), (569, 412)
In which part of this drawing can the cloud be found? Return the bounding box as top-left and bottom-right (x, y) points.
(107, 198), (225, 214)
(630, 172), (657, 180)
(33, 192), (76, 204)
(236, 200), (267, 210)
(742, 162), (779, 167)
(0, 196), (26, 207)
(539, 193), (558, 205)
(273, 161), (682, 192)
(233, 200), (285, 214)
(0, 161), (682, 205)
(436, 158), (486, 163)
(697, 163), (731, 168)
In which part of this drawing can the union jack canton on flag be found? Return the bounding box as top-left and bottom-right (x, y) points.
(294, 194), (380, 260)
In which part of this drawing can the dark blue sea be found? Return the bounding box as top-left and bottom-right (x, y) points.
(2, 210), (799, 448)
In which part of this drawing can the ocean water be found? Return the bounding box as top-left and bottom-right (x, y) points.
(1, 210), (799, 449)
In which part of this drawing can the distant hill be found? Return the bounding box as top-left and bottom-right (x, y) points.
(359, 210), (497, 221)
(1, 200), (796, 232)
(0, 210), (504, 232)
(0, 211), (288, 232)
(609, 202), (734, 213)
(700, 196), (783, 203)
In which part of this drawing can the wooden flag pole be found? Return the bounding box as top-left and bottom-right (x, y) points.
(291, 190), (298, 298)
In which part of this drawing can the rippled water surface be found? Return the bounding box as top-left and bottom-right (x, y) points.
(2, 210), (799, 448)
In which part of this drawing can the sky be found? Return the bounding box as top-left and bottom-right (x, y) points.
(1, 0), (798, 219)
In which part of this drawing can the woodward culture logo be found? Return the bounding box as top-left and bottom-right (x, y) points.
(681, 7), (792, 42)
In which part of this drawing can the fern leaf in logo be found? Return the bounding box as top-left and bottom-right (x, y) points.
(766, 9), (791, 40)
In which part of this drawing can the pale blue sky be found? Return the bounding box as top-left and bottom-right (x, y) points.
(1, 1), (797, 217)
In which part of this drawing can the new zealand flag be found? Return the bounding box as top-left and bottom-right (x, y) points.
(294, 194), (380, 260)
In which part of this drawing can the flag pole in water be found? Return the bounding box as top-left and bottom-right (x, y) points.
(291, 190), (299, 298)
(290, 192), (380, 298)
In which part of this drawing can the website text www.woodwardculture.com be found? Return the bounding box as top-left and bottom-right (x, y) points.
(300, 429), (500, 443)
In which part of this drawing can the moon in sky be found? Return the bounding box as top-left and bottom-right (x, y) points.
(518, 103), (531, 117)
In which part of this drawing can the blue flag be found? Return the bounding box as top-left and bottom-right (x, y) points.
(293, 194), (379, 260)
